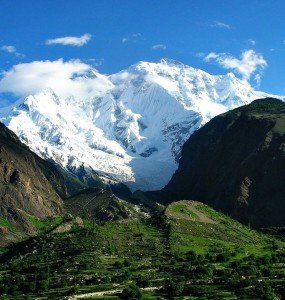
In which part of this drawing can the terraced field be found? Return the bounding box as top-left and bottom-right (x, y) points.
(0, 201), (284, 299)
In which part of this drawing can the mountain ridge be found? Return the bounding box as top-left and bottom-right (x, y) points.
(164, 97), (285, 228)
(1, 59), (282, 191)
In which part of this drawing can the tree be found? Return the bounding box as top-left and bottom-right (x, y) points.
(164, 279), (185, 298)
(121, 283), (142, 299)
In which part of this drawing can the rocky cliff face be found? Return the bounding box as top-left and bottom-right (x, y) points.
(0, 122), (66, 246)
(164, 98), (285, 228)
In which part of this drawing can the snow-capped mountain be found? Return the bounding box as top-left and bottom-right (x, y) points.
(0, 59), (276, 191)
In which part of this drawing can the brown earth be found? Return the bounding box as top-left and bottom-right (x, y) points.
(0, 122), (66, 246)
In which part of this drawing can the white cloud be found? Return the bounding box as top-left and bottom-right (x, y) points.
(248, 39), (256, 46)
(204, 52), (219, 61)
(1, 45), (17, 53)
(254, 74), (262, 87)
(45, 34), (91, 47)
(87, 58), (104, 66)
(109, 71), (138, 86)
(152, 44), (166, 50)
(211, 21), (232, 29)
(0, 59), (112, 100)
(122, 33), (142, 43)
(1, 45), (24, 57)
(204, 49), (267, 81)
(195, 52), (205, 58)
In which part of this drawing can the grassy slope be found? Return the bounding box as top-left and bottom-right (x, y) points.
(26, 215), (64, 232)
(166, 200), (278, 257)
(0, 217), (21, 233)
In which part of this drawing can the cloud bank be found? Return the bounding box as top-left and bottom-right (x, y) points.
(45, 34), (91, 47)
(0, 59), (112, 100)
(204, 49), (267, 82)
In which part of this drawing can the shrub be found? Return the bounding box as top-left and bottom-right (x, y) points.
(164, 279), (185, 298)
(121, 283), (142, 299)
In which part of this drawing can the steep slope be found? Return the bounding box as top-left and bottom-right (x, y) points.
(165, 98), (285, 228)
(0, 122), (66, 246)
(165, 200), (273, 254)
(0, 59), (275, 191)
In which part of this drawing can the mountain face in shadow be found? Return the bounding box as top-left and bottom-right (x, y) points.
(0, 122), (66, 245)
(164, 98), (285, 228)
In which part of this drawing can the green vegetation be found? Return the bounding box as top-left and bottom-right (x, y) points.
(226, 97), (285, 117)
(0, 217), (20, 233)
(169, 202), (199, 220)
(166, 201), (277, 257)
(0, 247), (7, 254)
(0, 200), (284, 299)
(121, 283), (142, 299)
(26, 215), (63, 232)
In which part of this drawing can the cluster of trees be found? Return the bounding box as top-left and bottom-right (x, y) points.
(0, 261), (52, 296)
(0, 217), (284, 299)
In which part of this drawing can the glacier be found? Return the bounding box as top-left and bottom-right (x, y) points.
(0, 59), (277, 191)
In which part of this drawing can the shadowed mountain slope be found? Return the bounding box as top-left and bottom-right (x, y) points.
(164, 98), (285, 228)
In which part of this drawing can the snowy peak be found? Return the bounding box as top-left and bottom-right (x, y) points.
(110, 59), (261, 124)
(1, 59), (279, 191)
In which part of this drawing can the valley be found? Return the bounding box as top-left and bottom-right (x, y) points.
(1, 2), (285, 298)
(0, 66), (285, 300)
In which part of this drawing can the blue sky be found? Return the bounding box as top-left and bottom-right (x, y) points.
(0, 0), (285, 103)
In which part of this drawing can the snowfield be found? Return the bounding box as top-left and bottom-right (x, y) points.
(0, 59), (277, 191)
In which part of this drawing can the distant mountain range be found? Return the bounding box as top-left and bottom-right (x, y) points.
(1, 59), (280, 191)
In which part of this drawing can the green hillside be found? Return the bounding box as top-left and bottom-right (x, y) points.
(166, 200), (277, 256)
(0, 200), (284, 299)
